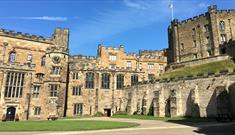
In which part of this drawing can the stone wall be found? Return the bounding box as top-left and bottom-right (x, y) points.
(123, 73), (235, 118)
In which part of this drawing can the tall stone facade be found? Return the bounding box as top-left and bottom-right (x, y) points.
(66, 45), (167, 117)
(168, 5), (235, 64)
(0, 29), (167, 120)
(0, 28), (69, 120)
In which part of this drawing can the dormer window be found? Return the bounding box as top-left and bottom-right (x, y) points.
(9, 51), (16, 63)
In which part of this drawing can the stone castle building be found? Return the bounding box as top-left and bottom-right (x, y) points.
(0, 28), (69, 120)
(0, 5), (234, 121)
(0, 28), (167, 120)
(67, 45), (167, 117)
(168, 5), (235, 65)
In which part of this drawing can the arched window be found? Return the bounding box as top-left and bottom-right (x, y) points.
(41, 56), (46, 66)
(131, 74), (138, 85)
(219, 21), (225, 31)
(116, 74), (124, 90)
(101, 73), (110, 89)
(9, 51), (16, 63)
(85, 72), (94, 89)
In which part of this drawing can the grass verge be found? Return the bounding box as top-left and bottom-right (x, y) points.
(112, 114), (214, 122)
(160, 60), (235, 79)
(0, 120), (139, 132)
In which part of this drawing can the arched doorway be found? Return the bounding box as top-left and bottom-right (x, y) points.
(6, 107), (16, 121)
(229, 84), (235, 118)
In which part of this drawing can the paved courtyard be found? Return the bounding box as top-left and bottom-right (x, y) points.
(1, 117), (235, 135)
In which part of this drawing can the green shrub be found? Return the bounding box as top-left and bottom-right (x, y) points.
(94, 112), (104, 117)
(114, 111), (128, 115)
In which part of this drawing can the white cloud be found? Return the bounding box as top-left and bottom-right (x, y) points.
(10, 16), (67, 21)
(198, 2), (209, 8)
(123, 0), (148, 10)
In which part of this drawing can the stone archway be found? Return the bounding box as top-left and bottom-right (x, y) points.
(6, 107), (16, 121)
(216, 86), (230, 116)
(228, 83), (235, 117)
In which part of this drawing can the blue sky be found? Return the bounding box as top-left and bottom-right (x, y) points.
(0, 0), (235, 56)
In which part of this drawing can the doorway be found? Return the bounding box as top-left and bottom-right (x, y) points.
(104, 109), (111, 117)
(6, 107), (16, 121)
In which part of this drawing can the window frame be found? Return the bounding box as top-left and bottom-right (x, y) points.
(101, 73), (110, 89)
(116, 74), (124, 90)
(85, 72), (94, 89)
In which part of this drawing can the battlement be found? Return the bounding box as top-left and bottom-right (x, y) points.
(170, 5), (235, 26)
(218, 9), (235, 13)
(126, 52), (137, 57)
(71, 55), (97, 60)
(0, 28), (52, 44)
(177, 13), (208, 25)
(98, 44), (124, 51)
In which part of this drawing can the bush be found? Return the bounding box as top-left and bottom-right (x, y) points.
(2, 114), (6, 122)
(114, 111), (127, 115)
(94, 112), (104, 117)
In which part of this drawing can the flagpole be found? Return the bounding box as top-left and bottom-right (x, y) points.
(170, 0), (174, 21)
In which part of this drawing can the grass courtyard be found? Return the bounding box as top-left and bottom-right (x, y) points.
(112, 114), (215, 122)
(0, 120), (139, 132)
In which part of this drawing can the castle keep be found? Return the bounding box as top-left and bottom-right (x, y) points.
(0, 5), (235, 120)
(168, 5), (235, 65)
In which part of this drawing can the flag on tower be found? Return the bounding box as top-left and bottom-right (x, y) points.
(169, 3), (173, 9)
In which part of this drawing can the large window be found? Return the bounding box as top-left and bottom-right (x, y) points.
(27, 54), (32, 63)
(5, 72), (25, 98)
(148, 63), (154, 69)
(72, 86), (81, 96)
(193, 40), (197, 47)
(109, 55), (116, 61)
(131, 74), (138, 85)
(41, 56), (46, 66)
(73, 72), (79, 80)
(51, 66), (61, 75)
(9, 51), (16, 63)
(101, 73), (110, 89)
(34, 107), (41, 115)
(50, 84), (59, 97)
(116, 74), (124, 89)
(74, 103), (83, 115)
(126, 61), (132, 68)
(32, 85), (40, 98)
(85, 72), (94, 89)
(220, 34), (227, 42)
(219, 21), (225, 31)
(204, 24), (209, 32)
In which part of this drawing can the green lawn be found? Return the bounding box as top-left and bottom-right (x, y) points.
(112, 114), (214, 122)
(160, 60), (235, 79)
(0, 120), (139, 131)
